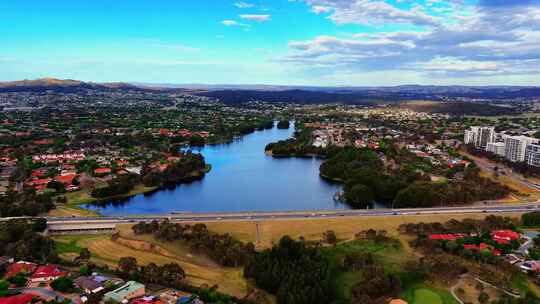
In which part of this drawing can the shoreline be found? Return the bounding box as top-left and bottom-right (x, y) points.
(52, 165), (213, 217)
(265, 149), (328, 159)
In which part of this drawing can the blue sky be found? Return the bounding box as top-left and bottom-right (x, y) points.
(1, 0), (540, 86)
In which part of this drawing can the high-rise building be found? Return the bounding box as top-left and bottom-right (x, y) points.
(504, 135), (539, 162)
(464, 129), (475, 145)
(525, 143), (540, 167)
(486, 142), (505, 157)
(477, 127), (495, 149)
(463, 126), (495, 149)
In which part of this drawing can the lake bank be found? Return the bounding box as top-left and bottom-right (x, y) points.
(82, 124), (345, 216)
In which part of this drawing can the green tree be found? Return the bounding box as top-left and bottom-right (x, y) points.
(323, 230), (337, 245)
(478, 291), (489, 304)
(118, 257), (138, 278)
(345, 184), (374, 209)
(50, 277), (75, 292)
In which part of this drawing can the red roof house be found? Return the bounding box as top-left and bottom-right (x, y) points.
(429, 233), (466, 241)
(5, 261), (37, 278)
(491, 230), (520, 245)
(30, 264), (67, 282)
(54, 174), (76, 184)
(29, 178), (51, 186)
(94, 168), (112, 175)
(0, 294), (35, 304)
(31, 169), (46, 177)
(463, 243), (501, 256)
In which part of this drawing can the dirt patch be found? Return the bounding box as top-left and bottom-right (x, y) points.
(454, 276), (502, 304)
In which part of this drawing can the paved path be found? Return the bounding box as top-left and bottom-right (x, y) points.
(450, 279), (465, 304)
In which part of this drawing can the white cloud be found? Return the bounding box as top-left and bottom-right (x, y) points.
(221, 20), (251, 28)
(302, 0), (442, 26)
(239, 14), (271, 22)
(282, 0), (540, 79)
(234, 1), (255, 8)
(311, 5), (332, 14)
(222, 20), (238, 26)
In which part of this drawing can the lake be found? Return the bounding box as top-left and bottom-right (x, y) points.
(83, 123), (346, 215)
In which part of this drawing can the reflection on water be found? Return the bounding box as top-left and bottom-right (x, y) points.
(83, 124), (345, 215)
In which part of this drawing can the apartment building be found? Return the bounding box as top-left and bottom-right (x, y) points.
(525, 144), (540, 167)
(464, 126), (495, 149)
(504, 135), (539, 162)
(486, 142), (506, 157)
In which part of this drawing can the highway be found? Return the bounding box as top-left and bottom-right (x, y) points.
(465, 153), (540, 192)
(3, 202), (537, 234)
(43, 202), (540, 226)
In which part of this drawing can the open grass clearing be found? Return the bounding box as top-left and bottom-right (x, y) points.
(323, 239), (415, 303)
(200, 213), (522, 249)
(401, 283), (459, 304)
(52, 233), (249, 297)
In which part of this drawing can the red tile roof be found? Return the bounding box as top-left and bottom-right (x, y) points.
(5, 262), (36, 278)
(429, 233), (466, 241)
(31, 178), (51, 186)
(94, 168), (111, 174)
(491, 230), (520, 244)
(31, 264), (66, 280)
(463, 243), (501, 256)
(0, 294), (34, 304)
(54, 174), (76, 184)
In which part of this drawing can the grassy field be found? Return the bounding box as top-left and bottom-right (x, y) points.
(201, 213), (522, 249)
(322, 239), (414, 303)
(52, 211), (533, 303)
(401, 284), (459, 304)
(53, 233), (250, 297)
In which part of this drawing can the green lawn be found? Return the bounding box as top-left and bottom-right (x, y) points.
(53, 234), (94, 254)
(322, 239), (412, 303)
(401, 284), (458, 304)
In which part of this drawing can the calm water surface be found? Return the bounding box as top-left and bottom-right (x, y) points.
(84, 124), (345, 215)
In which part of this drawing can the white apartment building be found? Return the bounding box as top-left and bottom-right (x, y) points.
(486, 142), (506, 157)
(525, 144), (540, 167)
(464, 129), (475, 145)
(464, 126), (495, 149)
(504, 135), (539, 162)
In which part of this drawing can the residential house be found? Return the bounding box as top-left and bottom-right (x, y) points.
(0, 294), (35, 304)
(520, 260), (540, 272)
(5, 261), (37, 278)
(30, 264), (67, 282)
(131, 296), (162, 304)
(491, 230), (520, 245)
(429, 234), (466, 241)
(104, 281), (145, 303)
(75, 276), (105, 294)
(463, 243), (501, 256)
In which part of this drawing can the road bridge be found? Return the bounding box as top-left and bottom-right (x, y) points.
(39, 202), (540, 234)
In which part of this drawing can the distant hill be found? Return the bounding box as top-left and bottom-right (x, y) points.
(400, 101), (517, 116)
(1, 78), (539, 106)
(0, 78), (143, 93)
(193, 89), (377, 105)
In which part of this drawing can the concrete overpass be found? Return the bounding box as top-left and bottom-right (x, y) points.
(42, 202), (540, 234)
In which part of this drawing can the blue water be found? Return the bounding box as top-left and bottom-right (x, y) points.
(83, 124), (345, 215)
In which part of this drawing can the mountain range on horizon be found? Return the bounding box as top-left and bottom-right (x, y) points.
(1, 78), (539, 91)
(1, 78), (540, 105)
